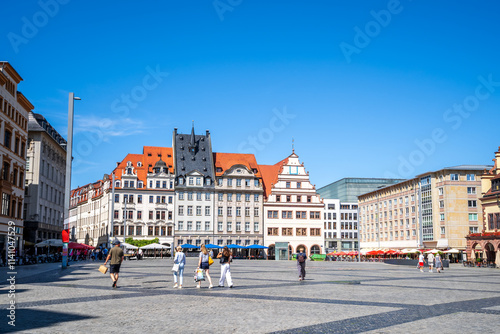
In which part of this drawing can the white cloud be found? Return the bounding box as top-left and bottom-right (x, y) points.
(74, 115), (147, 140)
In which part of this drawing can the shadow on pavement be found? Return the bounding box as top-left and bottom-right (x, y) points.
(4, 308), (96, 333)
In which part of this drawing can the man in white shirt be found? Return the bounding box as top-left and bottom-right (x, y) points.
(427, 252), (435, 272)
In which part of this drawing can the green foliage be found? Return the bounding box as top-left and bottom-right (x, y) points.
(125, 237), (159, 248)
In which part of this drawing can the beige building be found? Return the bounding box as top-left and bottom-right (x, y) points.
(261, 151), (324, 258)
(0, 62), (30, 260)
(213, 153), (264, 249)
(359, 166), (489, 252)
(24, 112), (67, 245)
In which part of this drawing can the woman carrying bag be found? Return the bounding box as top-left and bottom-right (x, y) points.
(196, 245), (213, 288)
(217, 246), (234, 288)
(172, 246), (186, 288)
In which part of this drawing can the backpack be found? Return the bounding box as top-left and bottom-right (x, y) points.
(297, 254), (305, 263)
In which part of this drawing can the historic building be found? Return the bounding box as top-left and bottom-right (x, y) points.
(213, 153), (264, 249)
(261, 151), (324, 258)
(24, 112), (66, 245)
(466, 147), (500, 267)
(359, 166), (490, 254)
(322, 198), (358, 253)
(70, 146), (175, 247)
(0, 62), (31, 258)
(173, 126), (215, 247)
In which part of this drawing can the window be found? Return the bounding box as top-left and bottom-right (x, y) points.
(197, 192), (202, 201)
(196, 206), (202, 216)
(196, 221), (201, 231)
(189, 178), (194, 185)
(450, 174), (459, 181)
(245, 207), (250, 217)
(282, 228), (293, 236)
(218, 221), (223, 231)
(468, 200), (477, 208)
(149, 210), (154, 219)
(466, 174), (475, 181)
(467, 187), (476, 194)
(307, 196), (311, 203)
(245, 179), (250, 187)
(282, 211), (292, 219)
(236, 222), (241, 232)
(286, 182), (290, 188)
(440, 227), (445, 234)
(196, 177), (201, 185)
(205, 193), (210, 200)
(469, 226), (478, 234)
(245, 222), (250, 232)
(227, 207), (232, 217)
(218, 178), (223, 186)
(227, 193), (233, 201)
(227, 179), (232, 186)
(254, 208), (259, 217)
(205, 221), (210, 231)
(187, 206), (193, 215)
(188, 192), (193, 200)
(218, 206), (223, 216)
(296, 228), (307, 236)
(179, 192), (184, 200)
(137, 211), (142, 220)
(137, 195), (142, 203)
(310, 228), (321, 236)
(297, 182), (301, 188)
(236, 193), (241, 202)
(468, 213), (478, 221)
(276, 195), (281, 202)
(267, 210), (278, 218)
(227, 222), (232, 232)
(205, 206), (210, 216)
(178, 221), (183, 230)
(115, 194), (119, 203)
(254, 222), (259, 232)
(440, 213), (445, 221)
(245, 194), (250, 202)
(439, 200), (444, 208)
(236, 207), (241, 217)
(187, 221), (192, 231)
(438, 188), (443, 195)
(267, 227), (278, 236)
(310, 211), (320, 219)
(254, 179), (259, 187)
(218, 193), (223, 201)
(296, 211), (306, 219)
(254, 194), (259, 202)
(286, 195), (291, 202)
(236, 179), (241, 187)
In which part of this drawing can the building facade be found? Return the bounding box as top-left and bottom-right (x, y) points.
(24, 112), (66, 245)
(213, 153), (264, 249)
(0, 62), (30, 259)
(358, 166), (490, 252)
(466, 147), (500, 267)
(173, 127), (215, 247)
(322, 199), (358, 252)
(261, 152), (324, 258)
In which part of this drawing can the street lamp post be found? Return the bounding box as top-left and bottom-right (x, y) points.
(63, 92), (80, 269)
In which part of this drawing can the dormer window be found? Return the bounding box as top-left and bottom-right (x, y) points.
(127, 168), (132, 174)
(115, 181), (121, 188)
(137, 162), (142, 167)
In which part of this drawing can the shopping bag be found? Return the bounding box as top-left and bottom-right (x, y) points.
(208, 256), (214, 266)
(172, 263), (180, 272)
(194, 269), (205, 282)
(98, 265), (108, 274)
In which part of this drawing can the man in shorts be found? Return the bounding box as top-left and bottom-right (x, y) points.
(104, 240), (124, 288)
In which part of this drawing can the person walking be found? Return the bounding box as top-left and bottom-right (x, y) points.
(418, 252), (425, 272)
(196, 244), (213, 288)
(173, 246), (186, 288)
(296, 247), (307, 281)
(435, 253), (443, 273)
(427, 252), (435, 272)
(217, 246), (234, 288)
(104, 240), (124, 288)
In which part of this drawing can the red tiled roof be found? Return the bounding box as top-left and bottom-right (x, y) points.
(112, 146), (174, 184)
(213, 152), (261, 178)
(259, 156), (289, 198)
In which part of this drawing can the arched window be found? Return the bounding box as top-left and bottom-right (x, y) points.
(310, 245), (321, 254)
(115, 181), (121, 188)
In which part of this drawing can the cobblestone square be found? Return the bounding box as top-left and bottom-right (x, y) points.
(2, 259), (499, 333)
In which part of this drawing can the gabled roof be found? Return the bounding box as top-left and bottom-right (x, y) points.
(259, 156), (289, 198)
(113, 147), (174, 184)
(173, 126), (214, 180)
(213, 152), (261, 178)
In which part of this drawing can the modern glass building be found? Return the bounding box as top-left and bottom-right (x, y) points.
(318, 178), (406, 203)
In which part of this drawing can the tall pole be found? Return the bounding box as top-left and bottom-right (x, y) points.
(63, 92), (80, 269)
(418, 179), (424, 249)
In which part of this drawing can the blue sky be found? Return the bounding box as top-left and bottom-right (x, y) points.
(2, 0), (500, 189)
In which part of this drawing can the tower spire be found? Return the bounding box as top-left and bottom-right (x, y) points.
(190, 120), (195, 148)
(292, 137), (295, 153)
